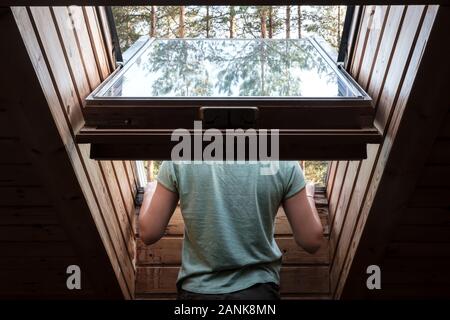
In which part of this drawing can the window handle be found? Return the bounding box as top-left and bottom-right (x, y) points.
(199, 106), (259, 129)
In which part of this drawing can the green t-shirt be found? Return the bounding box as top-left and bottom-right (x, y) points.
(157, 161), (306, 294)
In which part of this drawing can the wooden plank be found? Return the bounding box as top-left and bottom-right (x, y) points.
(136, 237), (330, 266)
(329, 160), (360, 260)
(417, 165), (450, 187)
(331, 5), (429, 297)
(357, 5), (389, 89)
(124, 160), (138, 196)
(326, 161), (337, 198)
(329, 7), (407, 293)
(112, 161), (135, 220)
(328, 161), (348, 222)
(67, 5), (101, 90)
(0, 225), (67, 242)
(438, 113), (450, 138)
(374, 5), (427, 132)
(29, 7), (84, 132)
(340, 6), (446, 298)
(428, 139), (450, 164)
(10, 6), (128, 298)
(135, 266), (329, 294)
(402, 207), (450, 225)
(0, 186), (50, 206)
(80, 145), (136, 289)
(82, 6), (110, 80)
(0, 242), (76, 257)
(366, 6), (407, 105)
(385, 243), (450, 259)
(96, 6), (115, 70)
(135, 204), (330, 237)
(0, 108), (20, 137)
(99, 160), (135, 261)
(53, 4), (137, 275)
(31, 4), (134, 290)
(0, 210), (58, 225)
(349, 6), (374, 77)
(0, 138), (31, 165)
(0, 164), (40, 186)
(51, 6), (91, 103)
(31, 6), (135, 296)
(281, 266), (329, 294)
(408, 188), (450, 208)
(392, 225), (450, 243)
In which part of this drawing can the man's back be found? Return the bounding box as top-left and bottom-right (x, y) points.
(157, 161), (306, 294)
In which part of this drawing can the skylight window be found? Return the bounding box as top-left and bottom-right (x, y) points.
(76, 5), (381, 160)
(95, 38), (361, 99)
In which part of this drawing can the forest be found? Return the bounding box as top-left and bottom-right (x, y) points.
(112, 5), (345, 186)
(112, 6), (347, 51)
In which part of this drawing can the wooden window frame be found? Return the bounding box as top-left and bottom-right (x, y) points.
(76, 34), (381, 160)
(7, 1), (378, 160)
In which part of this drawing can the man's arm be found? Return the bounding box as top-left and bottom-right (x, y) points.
(282, 183), (324, 254)
(139, 182), (179, 245)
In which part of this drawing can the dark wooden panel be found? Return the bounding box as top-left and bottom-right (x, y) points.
(8, 6), (129, 298)
(408, 188), (450, 208)
(402, 207), (450, 226)
(340, 5), (444, 298)
(0, 138), (31, 165)
(392, 225), (450, 242)
(330, 5), (440, 298)
(136, 237), (330, 266)
(428, 139), (450, 164)
(438, 114), (450, 138)
(386, 242), (450, 258)
(417, 165), (450, 187)
(135, 266), (329, 294)
(135, 198), (330, 237)
(0, 164), (40, 186)
(0, 225), (68, 242)
(0, 186), (50, 206)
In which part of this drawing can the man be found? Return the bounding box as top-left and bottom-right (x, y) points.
(139, 161), (323, 300)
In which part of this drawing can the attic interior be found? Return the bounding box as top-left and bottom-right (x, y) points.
(0, 2), (449, 300)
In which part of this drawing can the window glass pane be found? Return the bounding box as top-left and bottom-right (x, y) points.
(98, 38), (359, 99)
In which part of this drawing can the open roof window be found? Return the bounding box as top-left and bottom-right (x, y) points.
(94, 38), (360, 99)
(76, 5), (381, 160)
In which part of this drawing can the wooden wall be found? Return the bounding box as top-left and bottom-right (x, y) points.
(0, 6), (137, 298)
(326, 4), (447, 298)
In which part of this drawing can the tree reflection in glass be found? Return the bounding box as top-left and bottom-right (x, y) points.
(102, 38), (357, 98)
